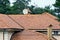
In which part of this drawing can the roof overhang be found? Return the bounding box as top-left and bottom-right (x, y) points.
(29, 29), (60, 32)
(0, 28), (24, 32)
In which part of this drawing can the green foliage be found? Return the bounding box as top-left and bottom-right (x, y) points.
(0, 0), (31, 14)
(53, 0), (60, 8)
(0, 0), (56, 16)
(10, 0), (31, 14)
(44, 6), (55, 16)
(0, 0), (10, 14)
(53, 0), (60, 13)
(32, 7), (44, 14)
(29, 6), (55, 15)
(53, 0), (60, 19)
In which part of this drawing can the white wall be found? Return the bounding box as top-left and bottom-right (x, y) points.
(4, 32), (8, 40)
(53, 36), (60, 40)
(0, 31), (13, 40)
(8, 32), (13, 40)
(4, 32), (13, 40)
(0, 32), (3, 40)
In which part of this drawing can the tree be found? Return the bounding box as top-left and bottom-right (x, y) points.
(53, 0), (60, 18)
(0, 0), (10, 14)
(29, 6), (55, 15)
(32, 7), (44, 14)
(53, 0), (60, 12)
(44, 6), (56, 16)
(11, 0), (31, 14)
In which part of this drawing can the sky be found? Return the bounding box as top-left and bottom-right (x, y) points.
(9, 0), (56, 9)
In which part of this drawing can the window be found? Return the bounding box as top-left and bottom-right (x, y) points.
(54, 31), (58, 35)
(53, 31), (60, 35)
(36, 30), (60, 35)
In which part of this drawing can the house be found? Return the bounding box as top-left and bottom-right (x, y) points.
(0, 12), (59, 40)
(9, 12), (60, 40)
(0, 14), (23, 40)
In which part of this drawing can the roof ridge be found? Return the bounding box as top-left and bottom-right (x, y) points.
(42, 12), (58, 19)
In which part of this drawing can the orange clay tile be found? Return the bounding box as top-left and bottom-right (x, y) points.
(11, 30), (55, 40)
(9, 13), (60, 29)
(0, 14), (23, 29)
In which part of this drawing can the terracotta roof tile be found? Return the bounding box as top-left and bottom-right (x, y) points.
(42, 12), (58, 19)
(0, 14), (23, 29)
(9, 13), (60, 29)
(11, 30), (55, 40)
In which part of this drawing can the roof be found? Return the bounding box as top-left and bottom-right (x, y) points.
(9, 13), (60, 29)
(0, 14), (23, 30)
(42, 12), (58, 20)
(11, 30), (55, 40)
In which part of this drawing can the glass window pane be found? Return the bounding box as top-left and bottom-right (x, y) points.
(54, 31), (58, 35)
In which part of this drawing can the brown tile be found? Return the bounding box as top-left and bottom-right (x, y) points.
(0, 14), (23, 29)
(9, 13), (60, 29)
(11, 30), (55, 40)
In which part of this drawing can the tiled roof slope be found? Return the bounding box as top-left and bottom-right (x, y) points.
(0, 14), (23, 29)
(11, 30), (55, 40)
(9, 13), (60, 29)
(42, 12), (58, 20)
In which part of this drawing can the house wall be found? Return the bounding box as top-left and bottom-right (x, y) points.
(0, 31), (13, 40)
(8, 32), (13, 40)
(0, 32), (3, 40)
(53, 36), (60, 40)
(4, 32), (13, 40)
